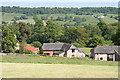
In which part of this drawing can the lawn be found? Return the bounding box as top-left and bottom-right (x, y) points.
(2, 55), (118, 66)
(2, 63), (118, 78)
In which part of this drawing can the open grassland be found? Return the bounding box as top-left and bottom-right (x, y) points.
(2, 55), (118, 66)
(102, 16), (118, 24)
(2, 13), (118, 25)
(17, 19), (35, 24)
(2, 63), (118, 78)
(2, 13), (25, 21)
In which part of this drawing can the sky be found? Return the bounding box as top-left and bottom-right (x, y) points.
(1, 0), (119, 8)
(1, 0), (120, 2)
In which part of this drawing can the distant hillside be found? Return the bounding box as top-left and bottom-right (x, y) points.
(1, 6), (118, 26)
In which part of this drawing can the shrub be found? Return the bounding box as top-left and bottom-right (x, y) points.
(15, 50), (19, 53)
(31, 41), (41, 48)
(25, 50), (33, 54)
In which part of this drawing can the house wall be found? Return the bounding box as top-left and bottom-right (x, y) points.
(59, 52), (65, 57)
(79, 52), (85, 58)
(66, 49), (85, 58)
(95, 54), (107, 61)
(15, 43), (19, 50)
(43, 51), (53, 56)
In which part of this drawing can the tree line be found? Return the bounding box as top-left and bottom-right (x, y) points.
(1, 6), (118, 16)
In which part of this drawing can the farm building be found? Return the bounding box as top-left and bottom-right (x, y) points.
(90, 46), (120, 61)
(42, 43), (85, 58)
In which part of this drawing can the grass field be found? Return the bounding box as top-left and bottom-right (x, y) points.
(2, 55), (118, 66)
(102, 16), (118, 24)
(2, 63), (118, 78)
(2, 13), (118, 25)
(2, 13), (25, 21)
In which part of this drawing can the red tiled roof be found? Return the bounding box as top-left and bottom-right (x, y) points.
(25, 46), (37, 52)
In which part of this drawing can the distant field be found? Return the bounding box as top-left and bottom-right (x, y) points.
(2, 13), (118, 25)
(102, 16), (118, 24)
(2, 63), (118, 78)
(2, 13), (25, 21)
(2, 55), (118, 66)
(17, 19), (35, 24)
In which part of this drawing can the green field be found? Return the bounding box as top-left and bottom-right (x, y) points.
(2, 55), (118, 66)
(102, 16), (118, 24)
(2, 13), (118, 25)
(2, 55), (118, 78)
(2, 63), (118, 78)
(2, 13), (25, 21)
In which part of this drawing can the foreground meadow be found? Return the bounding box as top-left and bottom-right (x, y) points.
(2, 63), (118, 78)
(1, 55), (118, 78)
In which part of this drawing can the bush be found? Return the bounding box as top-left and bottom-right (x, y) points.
(31, 41), (41, 48)
(15, 50), (19, 53)
(25, 50), (33, 54)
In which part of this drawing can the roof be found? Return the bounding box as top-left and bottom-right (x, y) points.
(25, 46), (37, 52)
(77, 48), (84, 53)
(92, 46), (120, 54)
(42, 43), (71, 51)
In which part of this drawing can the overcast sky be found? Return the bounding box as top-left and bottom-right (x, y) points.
(1, 0), (119, 2)
(1, 0), (119, 8)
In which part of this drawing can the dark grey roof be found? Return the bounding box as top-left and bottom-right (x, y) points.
(61, 44), (71, 51)
(77, 48), (84, 53)
(93, 46), (120, 54)
(42, 43), (71, 51)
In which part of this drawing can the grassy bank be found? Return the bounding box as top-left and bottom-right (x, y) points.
(2, 55), (118, 66)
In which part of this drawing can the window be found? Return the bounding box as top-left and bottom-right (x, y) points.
(72, 55), (75, 57)
(100, 57), (103, 60)
(109, 55), (113, 59)
(72, 49), (75, 53)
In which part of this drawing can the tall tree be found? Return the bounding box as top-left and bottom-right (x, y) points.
(18, 22), (31, 54)
(2, 25), (17, 53)
(111, 22), (120, 45)
(97, 20), (109, 40)
(87, 35), (104, 47)
(43, 20), (62, 43)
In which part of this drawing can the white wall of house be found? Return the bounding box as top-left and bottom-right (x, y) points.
(59, 52), (65, 57)
(95, 54), (107, 61)
(15, 42), (19, 50)
(66, 49), (85, 58)
(79, 52), (85, 58)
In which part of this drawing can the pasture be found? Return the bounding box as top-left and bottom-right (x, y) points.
(1, 55), (119, 78)
(2, 63), (118, 78)
(2, 13), (118, 25)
